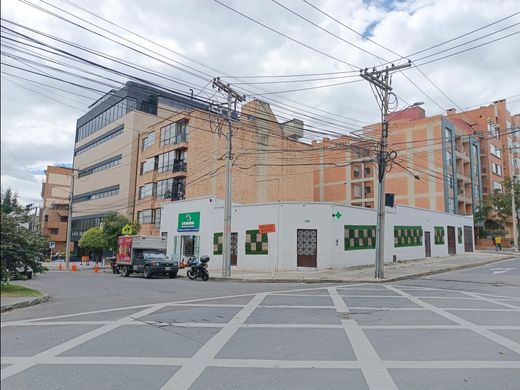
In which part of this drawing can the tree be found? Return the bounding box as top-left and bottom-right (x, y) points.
(101, 213), (139, 252)
(78, 227), (106, 260)
(1, 188), (48, 281)
(487, 177), (520, 229)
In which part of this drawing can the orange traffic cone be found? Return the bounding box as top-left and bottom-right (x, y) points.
(71, 263), (77, 272)
(93, 264), (99, 273)
(58, 262), (62, 271)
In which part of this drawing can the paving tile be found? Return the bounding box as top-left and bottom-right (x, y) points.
(351, 309), (456, 326)
(447, 309), (520, 326)
(245, 307), (341, 324)
(342, 296), (421, 309)
(260, 294), (334, 307)
(141, 306), (242, 324)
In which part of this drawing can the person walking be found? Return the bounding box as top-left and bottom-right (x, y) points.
(495, 235), (502, 251)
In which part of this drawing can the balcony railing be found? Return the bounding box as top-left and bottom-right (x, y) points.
(175, 133), (187, 144)
(172, 161), (187, 172)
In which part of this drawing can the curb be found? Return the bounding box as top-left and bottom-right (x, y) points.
(210, 256), (515, 284)
(1, 294), (50, 313)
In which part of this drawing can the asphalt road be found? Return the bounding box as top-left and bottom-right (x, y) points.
(1, 258), (519, 390)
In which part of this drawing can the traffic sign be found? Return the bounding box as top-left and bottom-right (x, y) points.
(49, 241), (56, 249)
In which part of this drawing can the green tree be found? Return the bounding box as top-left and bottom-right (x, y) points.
(487, 177), (520, 229)
(78, 227), (106, 260)
(1, 189), (47, 281)
(101, 213), (139, 252)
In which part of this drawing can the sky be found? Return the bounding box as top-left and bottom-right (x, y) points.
(1, 0), (519, 205)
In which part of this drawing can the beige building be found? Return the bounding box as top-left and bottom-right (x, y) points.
(40, 165), (73, 253)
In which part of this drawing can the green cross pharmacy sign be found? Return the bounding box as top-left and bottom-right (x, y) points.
(177, 212), (200, 232)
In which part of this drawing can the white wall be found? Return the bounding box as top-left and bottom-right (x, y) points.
(160, 198), (474, 272)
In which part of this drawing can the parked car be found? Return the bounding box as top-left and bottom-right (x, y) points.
(13, 264), (33, 279)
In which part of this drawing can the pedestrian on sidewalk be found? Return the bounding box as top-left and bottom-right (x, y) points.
(495, 235), (502, 251)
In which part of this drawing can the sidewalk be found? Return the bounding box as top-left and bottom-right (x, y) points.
(211, 252), (516, 283)
(1, 294), (49, 313)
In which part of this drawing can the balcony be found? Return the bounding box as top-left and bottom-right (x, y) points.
(171, 186), (186, 201)
(175, 133), (187, 144)
(172, 160), (187, 173)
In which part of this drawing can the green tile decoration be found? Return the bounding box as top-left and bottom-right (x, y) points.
(434, 226), (445, 245)
(457, 227), (463, 244)
(245, 229), (268, 255)
(344, 225), (376, 250)
(213, 232), (223, 255)
(394, 226), (423, 247)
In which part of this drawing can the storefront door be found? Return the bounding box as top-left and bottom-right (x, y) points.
(297, 229), (317, 267)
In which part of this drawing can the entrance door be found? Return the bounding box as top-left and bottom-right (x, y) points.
(464, 226), (474, 252)
(424, 231), (431, 257)
(231, 233), (238, 266)
(447, 226), (456, 255)
(297, 229), (317, 267)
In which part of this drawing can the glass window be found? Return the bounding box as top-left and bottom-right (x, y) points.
(142, 132), (156, 150)
(154, 208), (161, 227)
(138, 209), (153, 224)
(158, 151), (175, 173)
(141, 157), (156, 175)
(446, 151), (453, 165)
(157, 178), (173, 199)
(139, 183), (155, 199)
(493, 181), (503, 192)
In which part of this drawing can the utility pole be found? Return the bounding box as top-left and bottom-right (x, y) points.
(212, 77), (245, 277)
(65, 169), (75, 269)
(360, 61), (411, 279)
(509, 146), (518, 252)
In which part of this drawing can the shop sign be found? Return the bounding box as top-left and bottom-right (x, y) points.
(259, 224), (276, 234)
(178, 212), (201, 232)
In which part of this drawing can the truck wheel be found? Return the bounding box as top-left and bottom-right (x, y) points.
(187, 269), (197, 280)
(169, 271), (178, 279)
(143, 266), (152, 279)
(121, 266), (130, 277)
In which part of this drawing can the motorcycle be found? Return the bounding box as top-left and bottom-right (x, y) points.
(186, 255), (210, 281)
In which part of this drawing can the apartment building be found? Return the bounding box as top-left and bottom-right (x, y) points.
(134, 99), (314, 235)
(40, 165), (73, 253)
(313, 106), (482, 215)
(70, 82), (210, 248)
(447, 99), (519, 196)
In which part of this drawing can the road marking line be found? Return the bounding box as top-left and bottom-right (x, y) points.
(1, 283), (367, 327)
(209, 359), (361, 369)
(259, 305), (334, 309)
(160, 293), (267, 390)
(392, 284), (520, 301)
(385, 286), (520, 355)
(384, 360), (520, 369)
(328, 287), (398, 390)
(0, 302), (169, 381)
(459, 291), (520, 310)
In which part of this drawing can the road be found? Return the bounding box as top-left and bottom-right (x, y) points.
(1, 258), (519, 389)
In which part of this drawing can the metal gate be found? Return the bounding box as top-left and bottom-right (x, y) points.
(464, 226), (474, 252)
(447, 226), (456, 255)
(424, 231), (431, 257)
(297, 229), (317, 267)
(231, 233), (238, 266)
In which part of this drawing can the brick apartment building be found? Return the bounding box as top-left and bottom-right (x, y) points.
(313, 106), (482, 215)
(40, 165), (73, 253)
(134, 99), (314, 235)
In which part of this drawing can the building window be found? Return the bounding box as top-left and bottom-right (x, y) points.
(142, 132), (156, 150)
(493, 181), (503, 192)
(154, 208), (161, 227)
(172, 177), (186, 200)
(50, 228), (59, 235)
(44, 215), (49, 222)
(73, 186), (120, 203)
(446, 151), (453, 165)
(492, 162), (502, 176)
(60, 216), (68, 222)
(75, 126), (124, 156)
(447, 199), (455, 213)
(157, 178), (173, 199)
(137, 209), (153, 224)
(76, 97), (137, 142)
(159, 121), (187, 146)
(140, 157), (157, 175)
(447, 175), (454, 189)
(488, 120), (499, 138)
(490, 144), (502, 158)
(158, 151), (175, 173)
(444, 127), (452, 141)
(138, 183), (156, 199)
(78, 155), (122, 177)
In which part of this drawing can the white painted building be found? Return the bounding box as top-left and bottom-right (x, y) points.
(160, 197), (474, 271)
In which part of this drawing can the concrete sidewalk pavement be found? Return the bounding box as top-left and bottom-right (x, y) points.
(211, 252), (516, 283)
